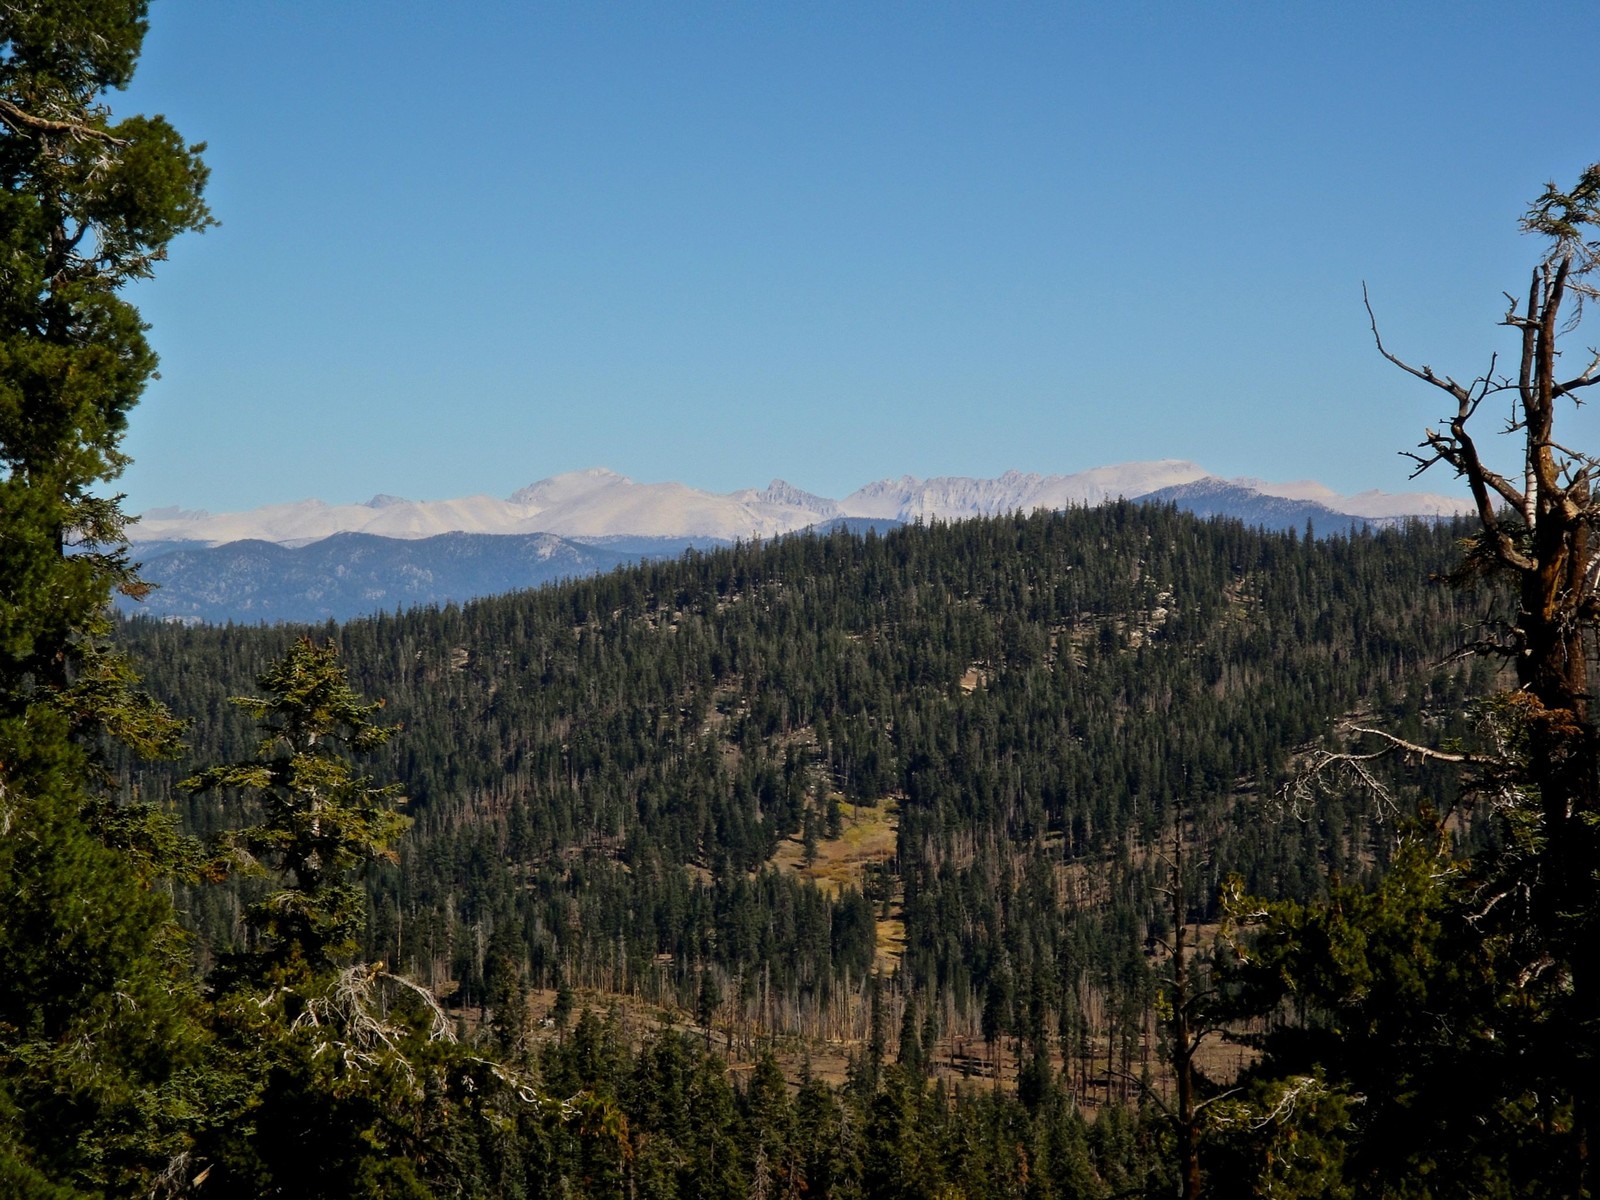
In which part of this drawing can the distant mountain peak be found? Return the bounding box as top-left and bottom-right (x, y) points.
(132, 461), (1471, 548)
(508, 467), (632, 508)
(139, 505), (211, 521)
(755, 479), (840, 515)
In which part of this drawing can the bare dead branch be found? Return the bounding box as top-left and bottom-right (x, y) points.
(1516, 954), (1558, 989)
(1371, 284), (1537, 567)
(1280, 745), (1402, 821)
(1367, 286), (1472, 402)
(1344, 726), (1504, 767)
(1191, 1086), (1244, 1116)
(1278, 715), (1512, 827)
(0, 97), (127, 144)
(1242, 1075), (1355, 1130)
(1553, 346), (1600, 397)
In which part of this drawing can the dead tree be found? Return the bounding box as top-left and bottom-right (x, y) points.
(1367, 164), (1600, 1197)
(1166, 812), (1204, 1200)
(1126, 808), (1236, 1200)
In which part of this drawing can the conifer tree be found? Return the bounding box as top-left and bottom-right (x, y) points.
(0, 0), (212, 731)
(183, 637), (410, 979)
(183, 639), (471, 1196)
(0, 3), (212, 1191)
(1223, 165), (1600, 1198)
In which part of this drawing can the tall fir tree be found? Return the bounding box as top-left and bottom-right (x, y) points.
(182, 637), (410, 981)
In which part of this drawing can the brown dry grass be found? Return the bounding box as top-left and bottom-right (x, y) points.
(768, 798), (898, 896)
(769, 797), (903, 973)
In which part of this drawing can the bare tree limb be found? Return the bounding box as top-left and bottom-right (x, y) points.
(1344, 726), (1505, 767)
(1367, 283), (1537, 570)
(0, 97), (126, 144)
(1553, 347), (1600, 398)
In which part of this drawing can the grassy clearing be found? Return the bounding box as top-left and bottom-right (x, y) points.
(769, 797), (902, 972)
(768, 798), (898, 897)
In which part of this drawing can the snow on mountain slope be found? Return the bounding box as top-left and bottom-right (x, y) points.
(129, 462), (1469, 547)
(504, 471), (840, 538)
(1232, 477), (1471, 518)
(512, 477), (779, 540)
(507, 466), (631, 511)
(731, 480), (841, 521)
(133, 493), (530, 546)
(132, 469), (847, 545)
(838, 462), (1211, 521)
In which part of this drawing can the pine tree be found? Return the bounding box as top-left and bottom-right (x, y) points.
(0, 3), (212, 1191)
(182, 637), (410, 980)
(0, 0), (212, 730)
(182, 639), (498, 1196)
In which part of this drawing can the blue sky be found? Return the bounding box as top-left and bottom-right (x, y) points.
(116, 1), (1600, 512)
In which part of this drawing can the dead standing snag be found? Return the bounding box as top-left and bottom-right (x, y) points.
(1365, 165), (1600, 1195)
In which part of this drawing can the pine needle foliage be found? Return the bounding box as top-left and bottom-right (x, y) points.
(183, 637), (410, 979)
(0, 2), (213, 1191)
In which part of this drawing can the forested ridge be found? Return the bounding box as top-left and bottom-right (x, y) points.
(10, 5), (1600, 1193)
(118, 507), (1490, 1098)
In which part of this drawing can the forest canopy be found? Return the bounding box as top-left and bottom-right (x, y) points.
(4, 2), (1600, 1195)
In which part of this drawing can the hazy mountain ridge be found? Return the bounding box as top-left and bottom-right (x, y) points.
(121, 531), (641, 624)
(131, 461), (1471, 547)
(124, 521), (907, 624)
(125, 464), (1470, 622)
(1137, 479), (1375, 533)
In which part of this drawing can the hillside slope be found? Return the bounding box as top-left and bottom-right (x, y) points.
(119, 506), (1492, 1092)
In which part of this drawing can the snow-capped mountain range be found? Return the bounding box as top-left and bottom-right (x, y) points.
(132, 462), (1468, 548)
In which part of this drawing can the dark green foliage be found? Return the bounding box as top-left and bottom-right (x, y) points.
(1217, 836), (1515, 1195)
(182, 637), (410, 977)
(0, 779), (205, 1194)
(515, 1018), (1159, 1200)
(178, 638), (547, 1199)
(485, 922), (530, 1057)
(119, 508), (1489, 1083)
(0, 3), (213, 1192)
(0, 0), (212, 701)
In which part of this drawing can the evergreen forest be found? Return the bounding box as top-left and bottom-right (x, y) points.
(7, 3), (1600, 1196)
(108, 507), (1506, 1196)
(119, 508), (1486, 1070)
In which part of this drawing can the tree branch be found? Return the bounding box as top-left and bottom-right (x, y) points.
(1344, 726), (1504, 767)
(0, 97), (127, 144)
(1366, 285), (1471, 402)
(1553, 347), (1600, 398)
(1192, 1087), (1244, 1116)
(1369, 285), (1536, 568)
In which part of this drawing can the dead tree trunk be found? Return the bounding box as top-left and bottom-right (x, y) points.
(1170, 814), (1202, 1200)
(1369, 168), (1600, 1196)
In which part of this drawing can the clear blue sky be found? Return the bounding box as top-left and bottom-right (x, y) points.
(116, 1), (1600, 512)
